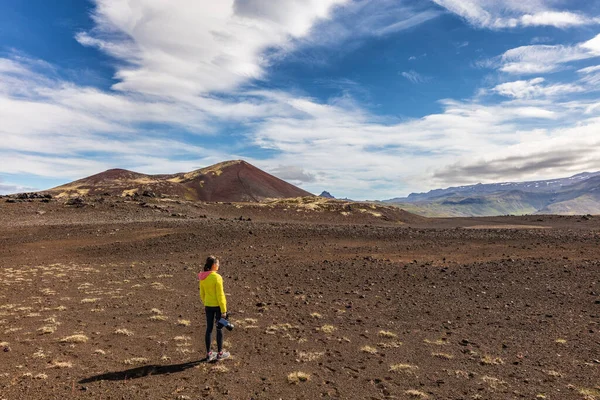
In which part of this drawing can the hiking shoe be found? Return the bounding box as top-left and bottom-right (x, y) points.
(216, 351), (230, 360)
(207, 351), (215, 361)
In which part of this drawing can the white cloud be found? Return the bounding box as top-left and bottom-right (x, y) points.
(401, 70), (429, 83)
(492, 77), (585, 98)
(497, 33), (600, 75)
(77, 0), (347, 97)
(432, 0), (599, 29)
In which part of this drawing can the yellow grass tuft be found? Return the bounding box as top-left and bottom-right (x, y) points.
(377, 340), (402, 348)
(544, 370), (562, 377)
(481, 375), (508, 389)
(378, 330), (397, 338)
(555, 338), (567, 344)
(114, 328), (134, 336)
(424, 338), (447, 345)
(81, 298), (100, 303)
(32, 349), (47, 359)
(150, 308), (162, 314)
(37, 325), (56, 335)
(34, 373), (48, 380)
(59, 334), (89, 344)
(177, 319), (191, 327)
(288, 371), (310, 384)
(0, 341), (9, 347)
(211, 364), (229, 373)
(480, 355), (504, 365)
(93, 349), (106, 355)
(48, 360), (72, 369)
(361, 345), (378, 354)
(310, 312), (322, 319)
(319, 325), (336, 334)
(123, 357), (149, 365)
(405, 389), (428, 398)
(149, 315), (168, 321)
(390, 364), (418, 373)
(297, 351), (324, 362)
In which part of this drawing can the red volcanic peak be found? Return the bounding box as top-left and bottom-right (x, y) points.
(48, 160), (313, 202)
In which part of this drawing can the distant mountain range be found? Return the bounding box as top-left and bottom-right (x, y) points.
(47, 160), (312, 202)
(382, 172), (600, 217)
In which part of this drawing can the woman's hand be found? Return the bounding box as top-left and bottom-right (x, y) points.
(222, 312), (228, 319)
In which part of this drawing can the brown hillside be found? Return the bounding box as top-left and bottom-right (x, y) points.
(47, 160), (313, 201)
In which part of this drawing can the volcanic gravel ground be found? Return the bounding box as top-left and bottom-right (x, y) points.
(0, 200), (599, 399)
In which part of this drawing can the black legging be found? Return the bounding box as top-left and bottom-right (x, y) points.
(205, 306), (223, 353)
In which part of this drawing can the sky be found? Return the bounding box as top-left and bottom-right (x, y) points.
(1, 0), (600, 199)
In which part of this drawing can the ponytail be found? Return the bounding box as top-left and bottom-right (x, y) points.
(204, 256), (217, 271)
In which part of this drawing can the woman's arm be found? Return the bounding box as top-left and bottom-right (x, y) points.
(199, 281), (205, 305)
(215, 275), (227, 314)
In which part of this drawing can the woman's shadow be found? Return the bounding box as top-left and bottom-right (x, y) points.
(79, 357), (213, 384)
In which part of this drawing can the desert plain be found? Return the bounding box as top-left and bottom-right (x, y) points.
(0, 195), (599, 399)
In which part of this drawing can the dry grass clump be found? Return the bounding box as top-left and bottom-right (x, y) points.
(432, 352), (454, 359)
(319, 325), (336, 334)
(48, 360), (72, 369)
(59, 334), (89, 344)
(150, 282), (166, 290)
(177, 319), (191, 326)
(34, 373), (48, 380)
(310, 312), (322, 319)
(266, 323), (296, 334)
(37, 325), (57, 335)
(378, 340), (402, 348)
(54, 306), (67, 311)
(390, 364), (418, 374)
(481, 375), (508, 389)
(150, 308), (162, 314)
(555, 338), (567, 344)
(405, 389), (428, 398)
(361, 345), (378, 354)
(234, 318), (258, 329)
(149, 315), (168, 321)
(211, 364), (229, 373)
(93, 349), (106, 355)
(480, 355), (504, 365)
(578, 387), (600, 398)
(424, 338), (447, 345)
(544, 370), (562, 377)
(287, 371), (310, 384)
(174, 335), (191, 341)
(81, 298), (100, 303)
(123, 357), (149, 365)
(4, 327), (23, 334)
(378, 330), (397, 338)
(114, 328), (134, 336)
(297, 351), (324, 362)
(32, 349), (47, 359)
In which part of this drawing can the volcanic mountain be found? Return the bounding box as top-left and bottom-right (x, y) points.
(47, 160), (313, 202)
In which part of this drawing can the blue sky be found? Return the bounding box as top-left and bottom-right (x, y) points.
(1, 0), (600, 199)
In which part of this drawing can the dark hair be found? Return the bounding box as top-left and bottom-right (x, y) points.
(204, 256), (218, 271)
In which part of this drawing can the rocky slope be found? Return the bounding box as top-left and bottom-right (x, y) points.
(45, 160), (313, 202)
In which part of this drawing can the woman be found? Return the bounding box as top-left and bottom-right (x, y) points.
(198, 255), (230, 360)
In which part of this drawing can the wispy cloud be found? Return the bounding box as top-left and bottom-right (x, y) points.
(401, 70), (430, 83)
(492, 77), (586, 98)
(493, 33), (600, 75)
(432, 0), (599, 29)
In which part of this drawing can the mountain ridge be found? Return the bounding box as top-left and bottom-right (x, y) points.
(383, 171), (600, 217)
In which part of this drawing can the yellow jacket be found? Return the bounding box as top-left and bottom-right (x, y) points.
(198, 271), (227, 313)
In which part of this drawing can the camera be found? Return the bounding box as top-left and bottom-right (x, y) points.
(217, 316), (234, 331)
